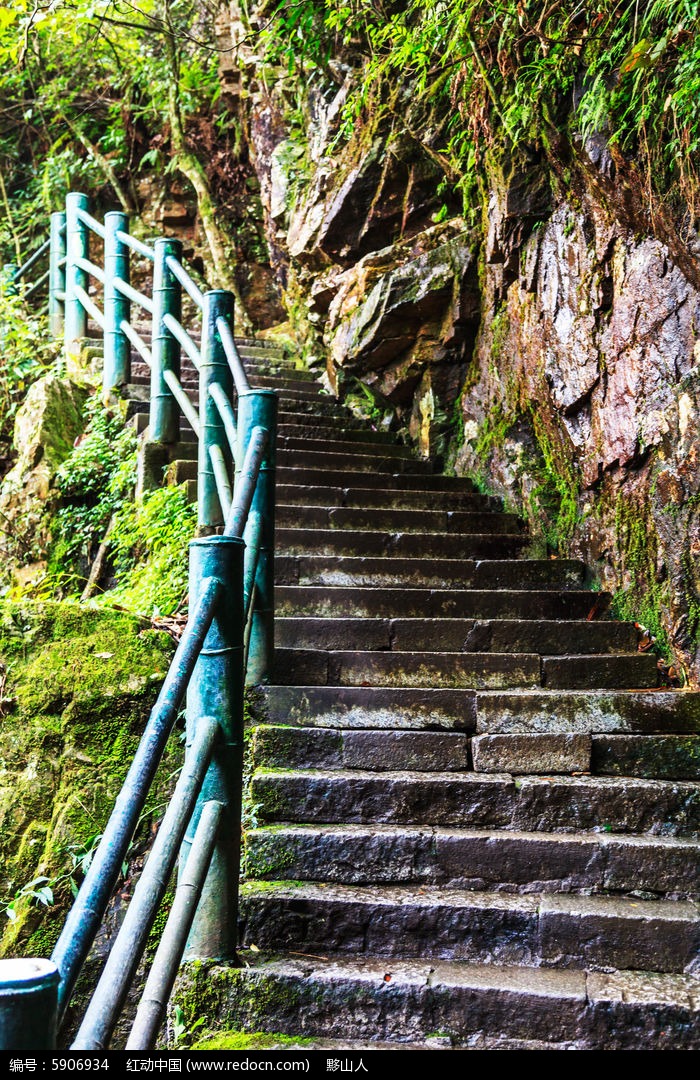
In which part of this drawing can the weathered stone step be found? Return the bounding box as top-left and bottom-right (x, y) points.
(275, 586), (608, 620)
(276, 449), (433, 473)
(271, 649), (542, 689)
(260, 385), (329, 402)
(542, 653), (659, 690)
(252, 768), (700, 836)
(278, 436), (418, 460)
(476, 690), (700, 734)
(274, 616), (636, 654)
(276, 467), (473, 491)
(244, 823), (700, 897)
(254, 723), (699, 780)
(276, 408), (391, 432)
(248, 374), (322, 392)
(181, 955), (700, 1049)
(275, 484), (499, 510)
(276, 556), (587, 590)
(252, 726), (470, 772)
(276, 528), (528, 559)
(592, 734), (700, 780)
(277, 421), (399, 443)
(239, 881), (700, 973)
(248, 367), (317, 383)
(275, 505), (523, 535)
(260, 685), (478, 730)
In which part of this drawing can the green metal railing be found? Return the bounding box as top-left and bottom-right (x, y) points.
(0, 194), (278, 1050)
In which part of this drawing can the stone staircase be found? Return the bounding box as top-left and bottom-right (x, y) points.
(128, 342), (700, 1050)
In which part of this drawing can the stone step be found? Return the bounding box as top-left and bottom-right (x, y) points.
(271, 649), (542, 690)
(254, 723), (697, 780)
(275, 586), (609, 620)
(260, 685), (478, 730)
(244, 823), (700, 897)
(542, 653), (659, 690)
(275, 468), (473, 491)
(239, 881), (700, 974)
(276, 449), (433, 473)
(277, 436), (418, 460)
(275, 556), (588, 590)
(592, 734), (700, 780)
(276, 528), (529, 559)
(277, 421), (399, 443)
(181, 955), (700, 1049)
(262, 385), (330, 402)
(252, 768), (700, 836)
(476, 689), (700, 734)
(275, 484), (500, 510)
(275, 505), (524, 535)
(274, 616), (637, 654)
(277, 408), (385, 431)
(251, 726), (471, 772)
(248, 374), (323, 392)
(248, 367), (317, 383)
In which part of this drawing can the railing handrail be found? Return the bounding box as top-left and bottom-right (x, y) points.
(1, 193), (279, 1052)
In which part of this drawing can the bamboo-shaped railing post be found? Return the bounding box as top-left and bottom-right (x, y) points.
(199, 290), (234, 531)
(64, 192), (89, 355)
(103, 211), (130, 393)
(237, 389), (277, 684)
(182, 535), (245, 961)
(49, 211), (66, 338)
(150, 237), (182, 444)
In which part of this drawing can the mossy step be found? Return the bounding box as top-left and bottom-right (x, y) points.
(175, 955), (700, 1050)
(273, 616), (636, 654)
(239, 881), (700, 974)
(251, 726), (471, 772)
(275, 468), (473, 491)
(260, 685), (478, 730)
(271, 648), (542, 689)
(276, 528), (529, 559)
(275, 557), (587, 590)
(476, 689), (700, 734)
(276, 449), (433, 473)
(252, 768), (700, 836)
(277, 436), (418, 459)
(275, 484), (499, 510)
(275, 505), (523, 534)
(275, 586), (609, 620)
(244, 824), (700, 896)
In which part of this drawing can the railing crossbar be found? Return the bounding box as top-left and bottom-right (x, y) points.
(125, 799), (223, 1052)
(216, 314), (249, 396)
(162, 312), (201, 369)
(225, 425), (268, 538)
(71, 714), (220, 1051)
(209, 442), (233, 517)
(73, 284), (105, 330)
(115, 229), (155, 262)
(76, 206), (106, 240)
(74, 255), (105, 285)
(165, 255), (204, 310)
(120, 320), (153, 367)
(23, 267), (50, 299)
(162, 369), (200, 438)
(113, 276), (154, 315)
(208, 382), (237, 460)
(51, 577), (222, 1021)
(14, 237), (50, 280)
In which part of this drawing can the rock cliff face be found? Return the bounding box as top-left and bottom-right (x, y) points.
(222, 9), (700, 683)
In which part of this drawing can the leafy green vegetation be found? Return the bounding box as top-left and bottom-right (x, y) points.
(0, 291), (59, 454)
(261, 0), (700, 228)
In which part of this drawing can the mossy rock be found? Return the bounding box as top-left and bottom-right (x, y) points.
(0, 599), (178, 957)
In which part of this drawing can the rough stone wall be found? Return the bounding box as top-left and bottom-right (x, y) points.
(224, 10), (700, 683)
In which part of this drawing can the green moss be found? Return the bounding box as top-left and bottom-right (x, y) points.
(0, 599), (178, 956)
(192, 1032), (315, 1051)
